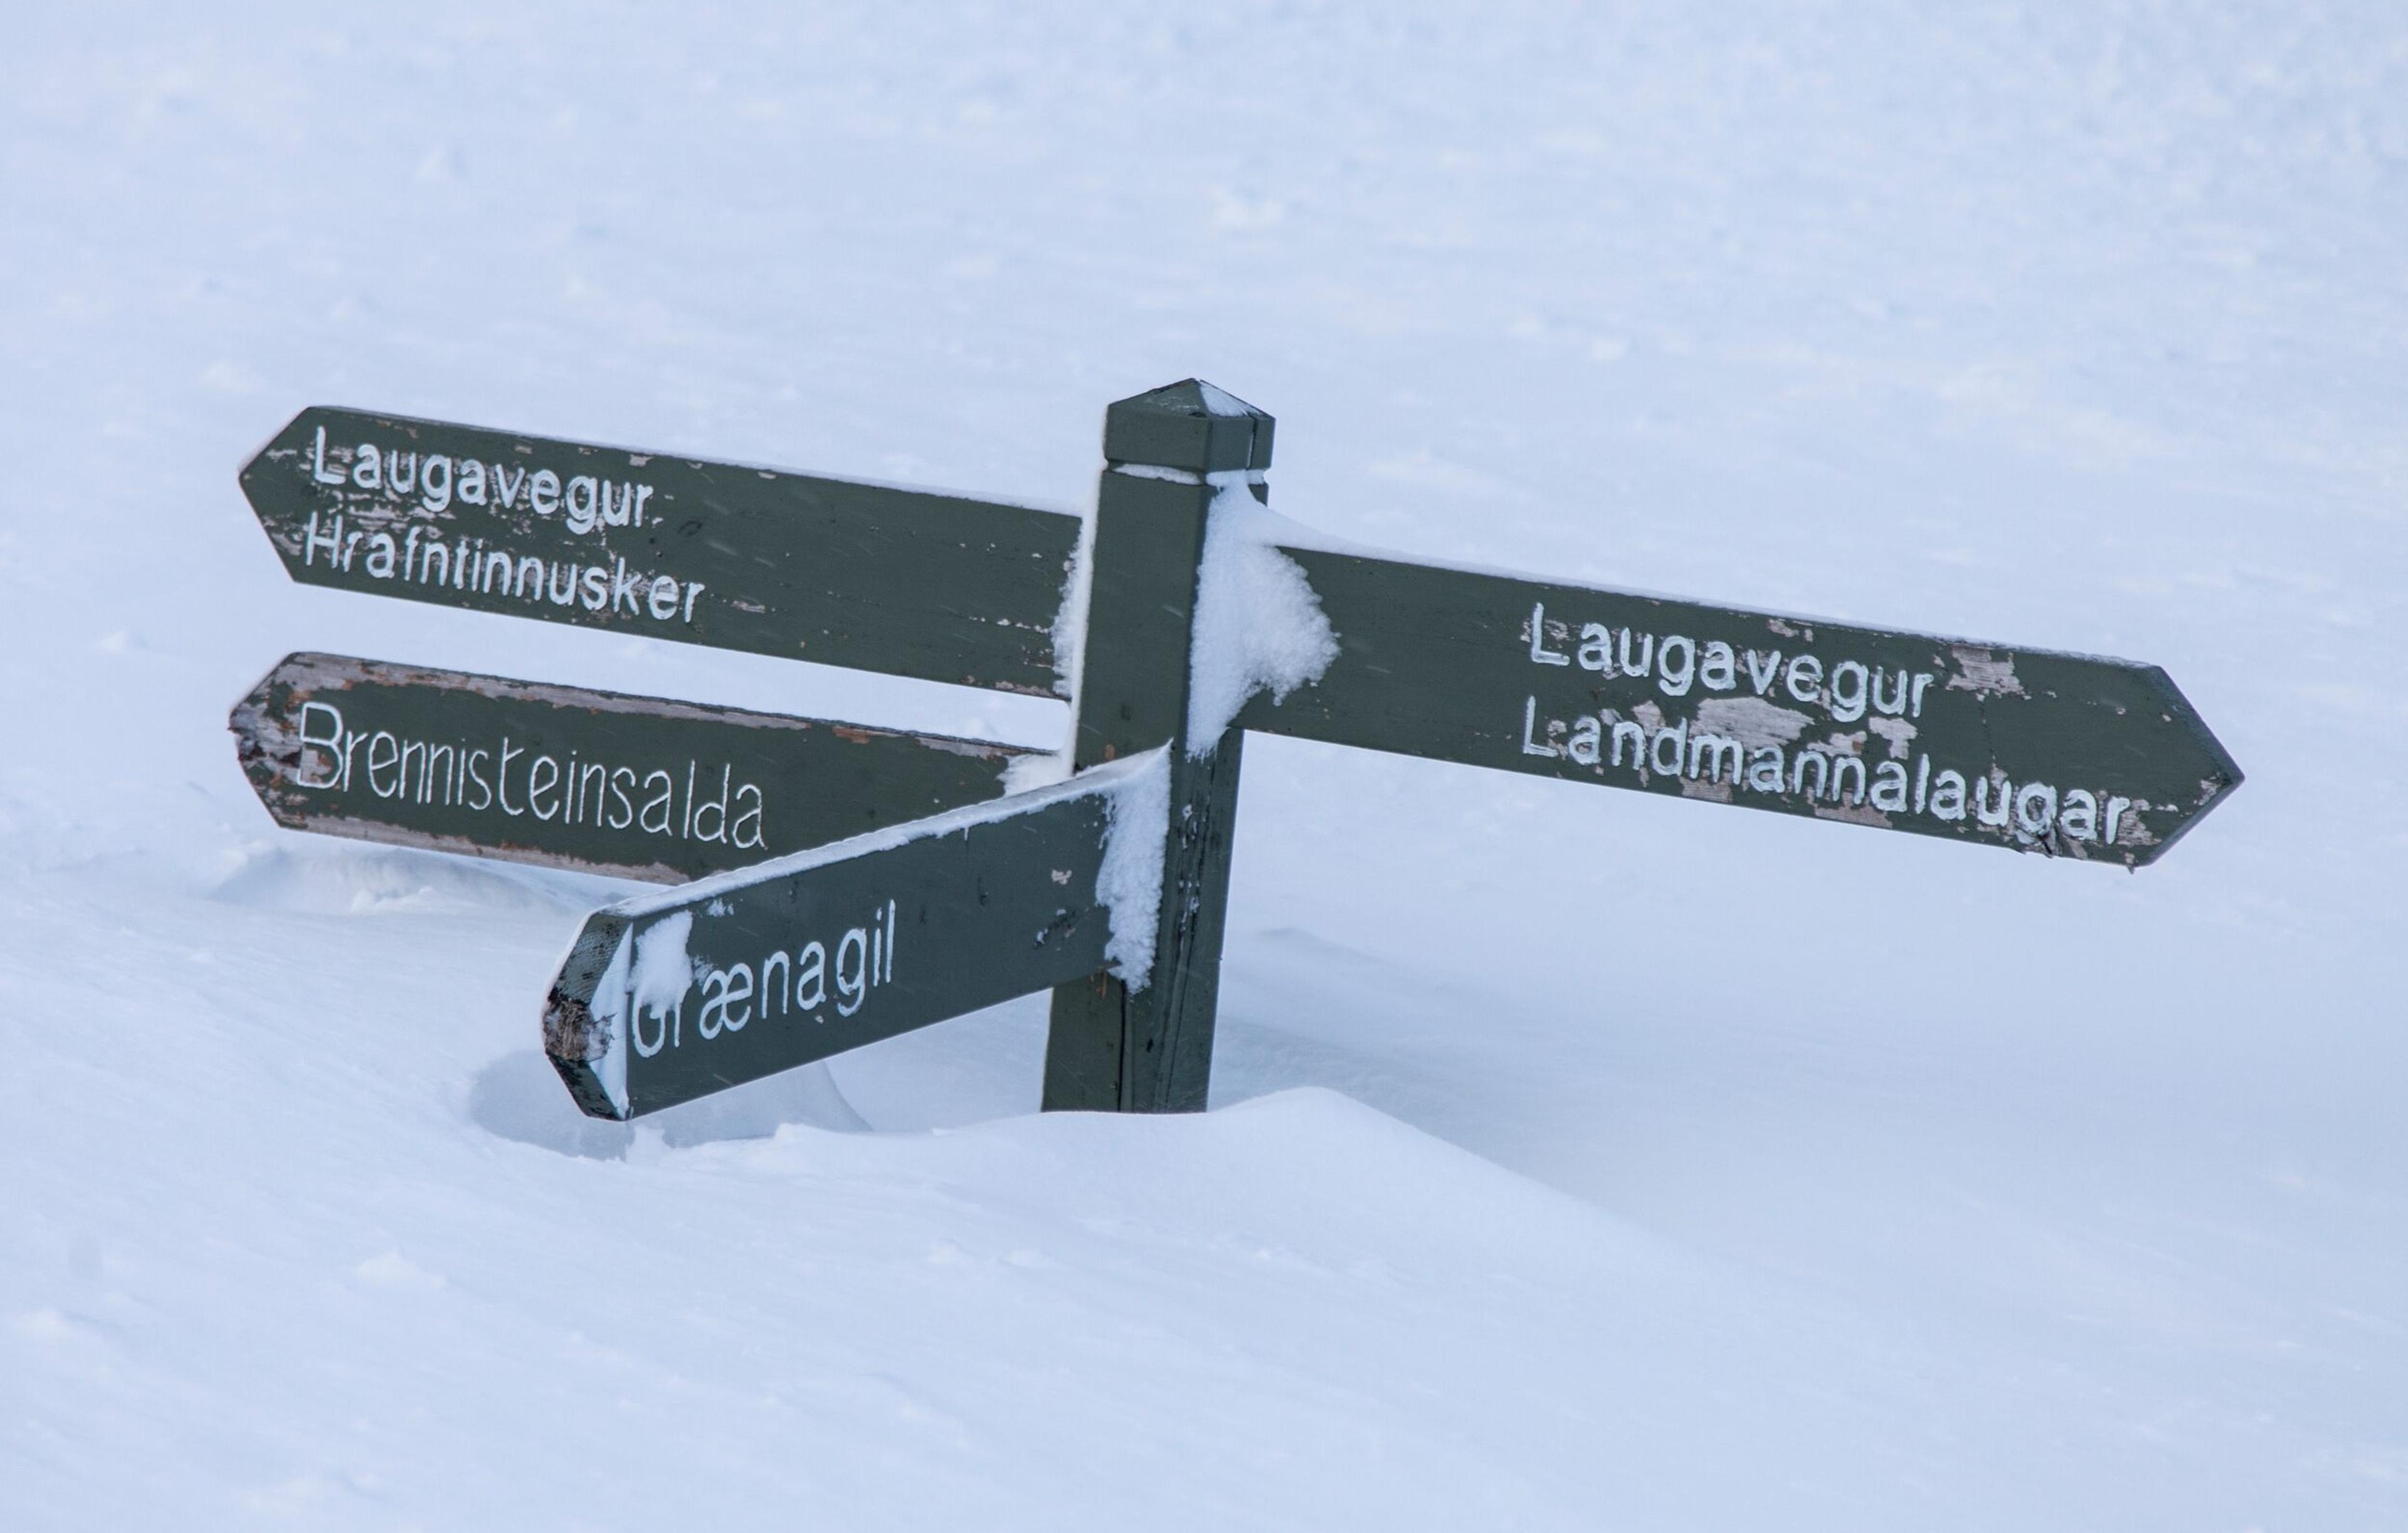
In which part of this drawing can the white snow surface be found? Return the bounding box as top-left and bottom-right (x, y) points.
(1184, 477), (1341, 753)
(1194, 379), (1257, 418)
(6, 4), (2408, 1529)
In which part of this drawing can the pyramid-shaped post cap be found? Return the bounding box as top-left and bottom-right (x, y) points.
(1103, 379), (1275, 475)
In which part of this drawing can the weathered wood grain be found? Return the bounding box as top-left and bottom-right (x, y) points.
(231, 652), (1037, 883)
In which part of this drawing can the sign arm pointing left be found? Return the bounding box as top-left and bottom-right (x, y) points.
(543, 751), (1168, 1120)
(241, 406), (1084, 696)
(230, 652), (1045, 884)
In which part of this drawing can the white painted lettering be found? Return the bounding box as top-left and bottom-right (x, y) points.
(691, 765), (731, 843)
(303, 512), (341, 568)
(311, 425), (347, 485)
(295, 701), (344, 788)
(1687, 731), (1741, 783)
(1576, 623), (1612, 673)
(498, 739), (525, 815)
(796, 942), (827, 1011)
(420, 455), (453, 511)
(1872, 667), (1909, 716)
(1928, 768), (1967, 820)
(1746, 745), (1784, 792)
(1657, 635), (1696, 697)
(1870, 760), (1909, 812)
(1973, 773), (2013, 828)
(1827, 660), (1869, 722)
(1618, 629), (1654, 677)
(610, 559), (642, 615)
(1527, 603), (1571, 666)
(837, 928), (869, 1016)
(2061, 788), (2098, 841)
(366, 731), (401, 797)
(1743, 649), (1783, 695)
(1610, 718), (1647, 768)
(731, 783), (765, 848)
(695, 968), (731, 1039)
(1566, 715), (1601, 765)
(1649, 719), (1688, 777)
(639, 770), (673, 834)
(1699, 640), (1736, 691)
(1828, 754), (1866, 805)
(1521, 696), (1562, 758)
(565, 475), (599, 533)
(528, 755), (561, 820)
(2015, 782), (2058, 839)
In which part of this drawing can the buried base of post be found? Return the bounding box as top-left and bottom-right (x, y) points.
(1041, 733), (1244, 1113)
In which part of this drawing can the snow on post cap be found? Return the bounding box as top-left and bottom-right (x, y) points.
(1103, 379), (1275, 475)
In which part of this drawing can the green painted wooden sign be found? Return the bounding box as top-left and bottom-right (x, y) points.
(231, 652), (1036, 883)
(541, 754), (1160, 1120)
(240, 407), (1081, 696)
(232, 379), (2245, 1124)
(1240, 554), (2241, 866)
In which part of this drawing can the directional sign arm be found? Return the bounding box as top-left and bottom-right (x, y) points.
(1238, 549), (2241, 866)
(542, 754), (1164, 1119)
(231, 652), (1040, 883)
(241, 407), (1082, 696)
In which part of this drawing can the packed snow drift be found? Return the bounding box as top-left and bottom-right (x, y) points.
(4, 3), (2404, 1528)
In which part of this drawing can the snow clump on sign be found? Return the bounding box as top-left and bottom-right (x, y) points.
(630, 910), (696, 1025)
(1096, 747), (1171, 989)
(1184, 478), (1339, 755)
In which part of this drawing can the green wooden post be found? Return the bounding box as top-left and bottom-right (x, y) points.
(1039, 381), (1272, 1113)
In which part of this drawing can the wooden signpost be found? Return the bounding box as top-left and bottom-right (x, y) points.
(1039, 383), (1269, 1113)
(233, 380), (2242, 1124)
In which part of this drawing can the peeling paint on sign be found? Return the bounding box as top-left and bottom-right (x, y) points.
(1239, 551), (2241, 867)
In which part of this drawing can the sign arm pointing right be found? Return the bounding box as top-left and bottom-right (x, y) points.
(1233, 549), (2240, 866)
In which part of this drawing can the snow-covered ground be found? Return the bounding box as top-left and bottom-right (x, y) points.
(6, 3), (2405, 1527)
